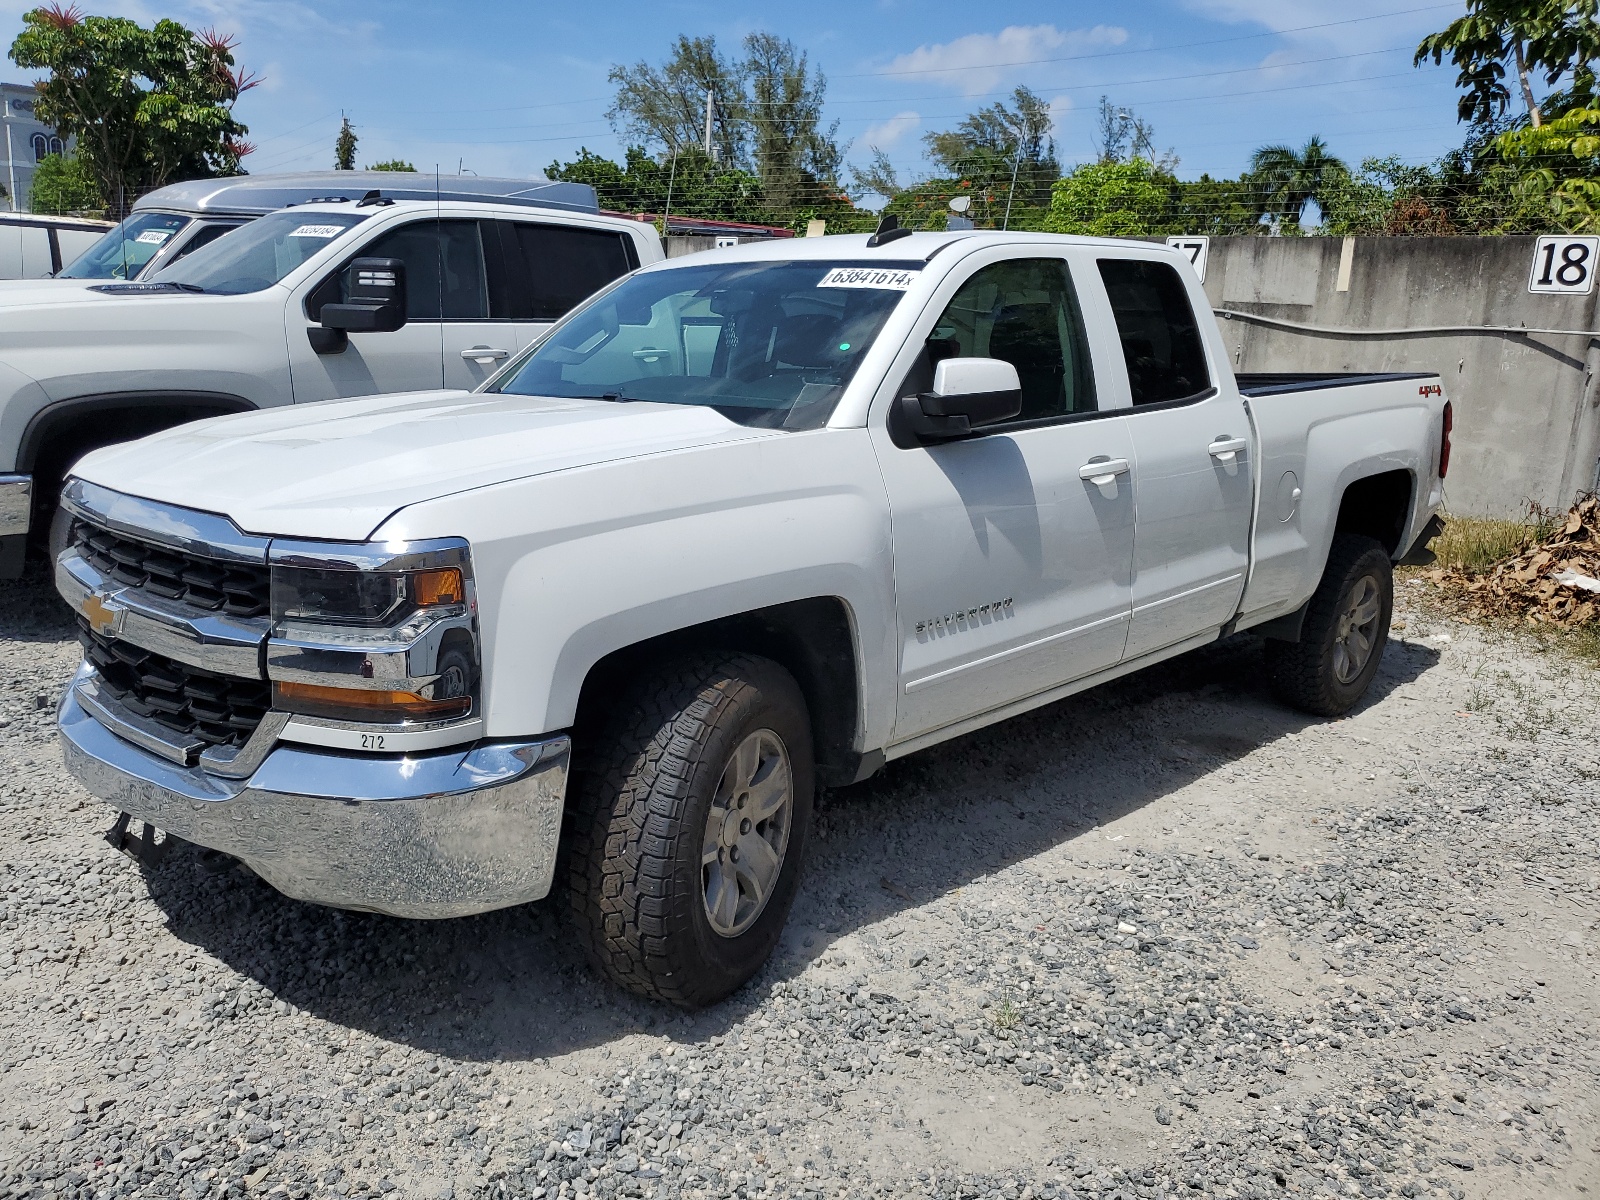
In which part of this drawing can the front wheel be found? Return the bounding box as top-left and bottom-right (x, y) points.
(564, 653), (814, 1007)
(1267, 533), (1394, 717)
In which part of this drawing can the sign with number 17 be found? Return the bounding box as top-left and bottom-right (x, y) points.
(1528, 235), (1600, 295)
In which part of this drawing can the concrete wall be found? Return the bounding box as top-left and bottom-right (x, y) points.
(1199, 236), (1600, 517)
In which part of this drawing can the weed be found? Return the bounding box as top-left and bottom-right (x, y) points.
(991, 991), (1022, 1032)
(1428, 513), (1537, 573)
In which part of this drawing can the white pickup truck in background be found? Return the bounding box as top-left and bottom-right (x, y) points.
(0, 177), (662, 575)
(54, 229), (1450, 1006)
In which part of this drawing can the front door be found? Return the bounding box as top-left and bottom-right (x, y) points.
(1094, 256), (1254, 659)
(871, 254), (1137, 745)
(289, 218), (513, 401)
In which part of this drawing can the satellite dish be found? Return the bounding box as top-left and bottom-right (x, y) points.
(948, 195), (972, 214)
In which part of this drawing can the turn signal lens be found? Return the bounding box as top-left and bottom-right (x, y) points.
(412, 567), (464, 607)
(274, 681), (471, 723)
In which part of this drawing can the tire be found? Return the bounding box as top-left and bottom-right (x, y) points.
(564, 652), (814, 1007)
(1267, 533), (1394, 718)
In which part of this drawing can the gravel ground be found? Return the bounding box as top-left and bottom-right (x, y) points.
(0, 568), (1596, 1200)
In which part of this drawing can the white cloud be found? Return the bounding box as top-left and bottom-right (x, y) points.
(884, 24), (1129, 97)
(861, 111), (920, 150)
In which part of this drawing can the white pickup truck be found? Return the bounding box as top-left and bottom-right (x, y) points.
(55, 229), (1450, 1007)
(0, 179), (661, 575)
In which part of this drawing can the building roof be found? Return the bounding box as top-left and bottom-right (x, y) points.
(132, 172), (598, 217)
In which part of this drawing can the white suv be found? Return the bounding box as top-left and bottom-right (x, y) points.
(0, 183), (663, 575)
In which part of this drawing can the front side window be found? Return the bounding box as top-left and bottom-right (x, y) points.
(1097, 258), (1211, 406)
(491, 259), (915, 430)
(355, 219), (488, 320)
(58, 211), (192, 279)
(897, 257), (1097, 425)
(515, 224), (635, 319)
(155, 210), (369, 295)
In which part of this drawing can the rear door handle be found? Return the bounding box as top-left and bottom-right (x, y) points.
(1209, 436), (1249, 460)
(462, 346), (510, 363)
(1079, 458), (1131, 484)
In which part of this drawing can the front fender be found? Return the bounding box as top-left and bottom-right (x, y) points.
(374, 429), (899, 754)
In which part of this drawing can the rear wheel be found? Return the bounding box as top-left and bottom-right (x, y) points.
(1267, 533), (1393, 717)
(564, 653), (814, 1007)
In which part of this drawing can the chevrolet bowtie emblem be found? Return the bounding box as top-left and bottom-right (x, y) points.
(81, 591), (126, 638)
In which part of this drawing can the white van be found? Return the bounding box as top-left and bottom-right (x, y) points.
(0, 211), (114, 279)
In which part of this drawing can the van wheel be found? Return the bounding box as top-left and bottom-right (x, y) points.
(1267, 534), (1393, 717)
(564, 653), (814, 1007)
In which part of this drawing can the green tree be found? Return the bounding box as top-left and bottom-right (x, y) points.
(1092, 97), (1178, 172)
(744, 33), (843, 217)
(10, 5), (257, 215)
(29, 151), (100, 214)
(1044, 159), (1170, 237)
(334, 116), (357, 170)
(1495, 104), (1600, 228)
(1416, 0), (1600, 128)
(1249, 136), (1347, 230)
(368, 159), (416, 172)
(923, 86), (1061, 209)
(607, 35), (748, 164)
(1168, 175), (1265, 235)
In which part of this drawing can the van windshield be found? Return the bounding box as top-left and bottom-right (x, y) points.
(58, 212), (192, 280)
(153, 210), (368, 294)
(490, 259), (920, 430)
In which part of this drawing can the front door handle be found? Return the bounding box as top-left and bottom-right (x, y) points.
(1079, 458), (1131, 484)
(462, 346), (510, 364)
(1209, 436), (1249, 460)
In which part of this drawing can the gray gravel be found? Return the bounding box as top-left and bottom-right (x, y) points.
(0, 568), (1596, 1200)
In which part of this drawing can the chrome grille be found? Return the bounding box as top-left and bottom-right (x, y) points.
(80, 624), (270, 749)
(72, 520), (271, 618)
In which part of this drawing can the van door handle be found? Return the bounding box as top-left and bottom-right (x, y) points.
(1079, 458), (1131, 484)
(462, 346), (510, 363)
(1208, 436), (1249, 460)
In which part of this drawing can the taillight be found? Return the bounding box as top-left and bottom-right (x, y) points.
(1438, 400), (1453, 479)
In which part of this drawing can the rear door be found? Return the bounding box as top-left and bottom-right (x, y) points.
(502, 220), (639, 349)
(1096, 255), (1253, 660)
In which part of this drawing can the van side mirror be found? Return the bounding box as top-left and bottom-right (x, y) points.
(320, 257), (408, 333)
(898, 357), (1023, 442)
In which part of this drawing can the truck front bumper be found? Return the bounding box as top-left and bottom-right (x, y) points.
(59, 686), (570, 919)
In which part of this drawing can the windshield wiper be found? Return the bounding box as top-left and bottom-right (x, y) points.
(165, 282), (207, 294)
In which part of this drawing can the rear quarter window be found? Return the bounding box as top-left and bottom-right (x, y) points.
(1097, 258), (1211, 406)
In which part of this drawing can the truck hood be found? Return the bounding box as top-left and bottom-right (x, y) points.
(73, 389), (779, 542)
(0, 278), (103, 308)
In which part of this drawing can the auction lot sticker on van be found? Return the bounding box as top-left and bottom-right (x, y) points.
(134, 230), (172, 245)
(289, 225), (346, 239)
(818, 267), (919, 290)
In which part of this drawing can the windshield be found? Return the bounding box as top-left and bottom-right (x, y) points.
(490, 259), (918, 430)
(58, 212), (192, 280)
(153, 210), (368, 295)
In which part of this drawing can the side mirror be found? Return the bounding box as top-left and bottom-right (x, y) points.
(321, 257), (408, 333)
(898, 357), (1023, 442)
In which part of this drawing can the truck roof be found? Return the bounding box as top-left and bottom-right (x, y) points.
(132, 172), (599, 218)
(638, 229), (1183, 266)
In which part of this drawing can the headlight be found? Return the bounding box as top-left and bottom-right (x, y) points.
(266, 538), (480, 727)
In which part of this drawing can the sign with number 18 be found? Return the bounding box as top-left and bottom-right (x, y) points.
(1528, 235), (1600, 295)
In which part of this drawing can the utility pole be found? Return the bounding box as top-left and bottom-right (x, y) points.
(1002, 150), (1021, 231)
(662, 148), (679, 240)
(703, 89), (715, 159)
(3, 98), (17, 213)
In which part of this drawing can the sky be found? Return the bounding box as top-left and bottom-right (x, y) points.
(0, 0), (1485, 199)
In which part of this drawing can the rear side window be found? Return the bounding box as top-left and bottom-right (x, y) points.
(1097, 258), (1211, 405)
(515, 224), (635, 320)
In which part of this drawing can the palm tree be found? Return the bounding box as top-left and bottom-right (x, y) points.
(1249, 136), (1347, 231)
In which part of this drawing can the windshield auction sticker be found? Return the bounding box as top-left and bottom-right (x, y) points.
(288, 225), (345, 239)
(134, 230), (172, 245)
(817, 267), (920, 290)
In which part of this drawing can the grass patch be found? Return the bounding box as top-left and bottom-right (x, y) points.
(1427, 511), (1553, 572)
